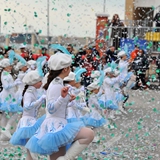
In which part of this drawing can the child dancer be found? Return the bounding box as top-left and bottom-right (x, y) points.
(64, 71), (90, 123)
(84, 81), (107, 142)
(25, 52), (94, 160)
(103, 67), (120, 119)
(0, 58), (23, 140)
(10, 70), (46, 160)
(14, 62), (28, 104)
(118, 51), (136, 107)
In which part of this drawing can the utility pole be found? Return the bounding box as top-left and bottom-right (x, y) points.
(47, 0), (50, 50)
(103, 0), (106, 13)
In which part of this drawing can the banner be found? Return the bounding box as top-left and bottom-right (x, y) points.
(120, 38), (147, 56)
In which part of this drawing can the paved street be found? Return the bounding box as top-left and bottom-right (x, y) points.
(0, 89), (160, 160)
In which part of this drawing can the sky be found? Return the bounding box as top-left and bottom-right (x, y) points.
(0, 0), (125, 38)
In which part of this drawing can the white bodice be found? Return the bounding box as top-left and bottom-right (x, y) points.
(0, 71), (16, 103)
(118, 60), (129, 79)
(22, 86), (42, 118)
(46, 77), (70, 119)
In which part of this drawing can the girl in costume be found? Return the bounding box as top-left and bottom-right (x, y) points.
(25, 52), (94, 160)
(64, 71), (90, 123)
(118, 51), (136, 107)
(103, 67), (121, 119)
(10, 70), (46, 160)
(84, 81), (107, 142)
(14, 61), (28, 104)
(84, 81), (106, 128)
(0, 58), (23, 140)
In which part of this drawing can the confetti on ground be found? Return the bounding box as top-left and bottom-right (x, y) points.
(0, 90), (159, 159)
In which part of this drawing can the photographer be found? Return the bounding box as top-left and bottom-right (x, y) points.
(132, 49), (149, 89)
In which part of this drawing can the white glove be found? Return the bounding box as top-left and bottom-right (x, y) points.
(41, 59), (47, 67)
(39, 95), (46, 102)
(82, 107), (90, 113)
(14, 80), (22, 86)
(130, 75), (136, 81)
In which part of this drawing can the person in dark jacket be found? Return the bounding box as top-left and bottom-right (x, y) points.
(74, 47), (99, 87)
(156, 55), (160, 85)
(153, 11), (160, 31)
(106, 46), (117, 62)
(132, 49), (149, 89)
(108, 14), (124, 50)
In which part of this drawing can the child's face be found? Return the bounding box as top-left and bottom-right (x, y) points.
(93, 88), (100, 94)
(34, 81), (42, 89)
(21, 66), (28, 72)
(4, 65), (13, 72)
(69, 80), (76, 87)
(122, 55), (127, 60)
(74, 82), (81, 88)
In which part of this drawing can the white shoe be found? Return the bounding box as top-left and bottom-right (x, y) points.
(1, 129), (12, 139)
(0, 133), (10, 141)
(108, 124), (114, 129)
(92, 136), (99, 143)
(120, 108), (127, 115)
(108, 110), (116, 119)
(57, 141), (88, 160)
(115, 110), (122, 115)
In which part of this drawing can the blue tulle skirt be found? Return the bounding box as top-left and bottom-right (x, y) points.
(124, 72), (133, 83)
(105, 100), (118, 110)
(67, 118), (83, 123)
(10, 115), (46, 146)
(0, 102), (23, 113)
(25, 121), (84, 155)
(98, 100), (106, 109)
(81, 117), (106, 128)
(115, 93), (125, 102)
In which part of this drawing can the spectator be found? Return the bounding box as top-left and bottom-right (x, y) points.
(19, 44), (29, 61)
(108, 14), (124, 50)
(0, 47), (4, 59)
(106, 46), (117, 62)
(99, 55), (109, 70)
(4, 46), (13, 58)
(40, 47), (50, 60)
(153, 11), (160, 31)
(67, 44), (74, 54)
(132, 49), (149, 89)
(73, 48), (86, 68)
(67, 44), (75, 71)
(129, 45), (139, 62)
(81, 47), (99, 87)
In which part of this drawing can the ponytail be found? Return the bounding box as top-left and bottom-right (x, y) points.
(0, 68), (3, 92)
(43, 69), (63, 90)
(21, 85), (29, 107)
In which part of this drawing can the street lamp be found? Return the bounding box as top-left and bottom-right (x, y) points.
(47, 0), (50, 50)
(103, 0), (106, 13)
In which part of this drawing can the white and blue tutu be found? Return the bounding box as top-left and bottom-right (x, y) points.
(25, 117), (84, 155)
(66, 107), (83, 123)
(10, 115), (46, 146)
(124, 72), (133, 83)
(0, 102), (23, 113)
(105, 100), (119, 110)
(115, 93), (125, 102)
(81, 109), (107, 128)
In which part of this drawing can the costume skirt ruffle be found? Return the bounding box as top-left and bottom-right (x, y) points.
(10, 115), (46, 146)
(81, 109), (107, 127)
(0, 102), (23, 113)
(25, 117), (84, 155)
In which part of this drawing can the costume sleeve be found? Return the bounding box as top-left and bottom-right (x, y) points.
(105, 76), (119, 86)
(46, 84), (70, 114)
(1, 73), (16, 90)
(23, 92), (44, 111)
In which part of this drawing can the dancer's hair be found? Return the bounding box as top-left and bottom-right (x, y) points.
(21, 85), (29, 107)
(43, 69), (63, 90)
